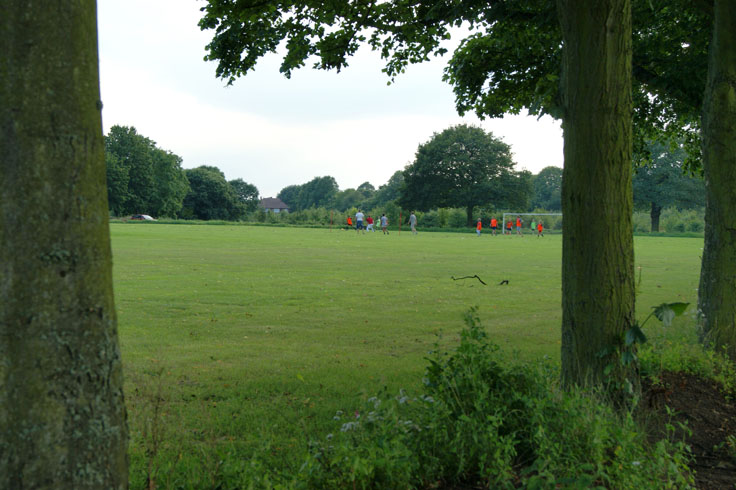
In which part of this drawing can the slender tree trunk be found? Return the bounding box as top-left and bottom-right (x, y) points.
(557, 0), (638, 397)
(466, 205), (474, 227)
(0, 2), (128, 488)
(698, 1), (736, 358)
(650, 202), (662, 232)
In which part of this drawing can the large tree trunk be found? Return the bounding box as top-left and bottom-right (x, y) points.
(650, 202), (662, 232)
(0, 2), (128, 488)
(698, 1), (736, 358)
(557, 0), (638, 397)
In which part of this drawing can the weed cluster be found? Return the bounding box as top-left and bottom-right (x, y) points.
(238, 308), (693, 489)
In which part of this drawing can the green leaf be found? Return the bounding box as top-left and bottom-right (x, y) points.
(652, 302), (690, 327)
(625, 324), (647, 346)
(621, 351), (636, 365)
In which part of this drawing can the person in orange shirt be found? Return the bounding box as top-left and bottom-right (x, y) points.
(516, 216), (523, 236)
(506, 219), (513, 235)
(490, 217), (498, 236)
(476, 218), (482, 236)
(346, 215), (353, 230)
(537, 220), (544, 237)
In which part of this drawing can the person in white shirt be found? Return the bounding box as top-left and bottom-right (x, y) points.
(355, 210), (365, 234)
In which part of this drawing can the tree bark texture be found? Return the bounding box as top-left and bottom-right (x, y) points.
(0, 2), (128, 488)
(557, 0), (638, 393)
(698, 1), (736, 358)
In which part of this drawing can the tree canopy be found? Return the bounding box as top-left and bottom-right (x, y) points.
(229, 178), (261, 213)
(399, 124), (529, 225)
(105, 125), (189, 217)
(633, 142), (705, 231)
(531, 166), (562, 211)
(277, 176), (339, 211)
(199, 0), (709, 166)
(182, 166), (246, 220)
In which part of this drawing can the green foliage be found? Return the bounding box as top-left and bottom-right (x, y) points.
(229, 178), (261, 213)
(400, 124), (529, 226)
(531, 166), (562, 211)
(277, 176), (339, 212)
(182, 166), (245, 221)
(105, 125), (190, 217)
(199, 0), (709, 169)
(279, 309), (694, 489)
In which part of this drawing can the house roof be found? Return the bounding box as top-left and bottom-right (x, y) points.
(260, 197), (289, 209)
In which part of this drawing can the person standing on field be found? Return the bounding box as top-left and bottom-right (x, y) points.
(531, 219), (537, 234)
(355, 209), (365, 234)
(506, 219), (513, 235)
(516, 216), (523, 236)
(491, 217), (498, 236)
(537, 220), (544, 237)
(380, 214), (389, 234)
(346, 215), (352, 230)
(366, 215), (375, 232)
(409, 212), (417, 235)
(476, 218), (482, 236)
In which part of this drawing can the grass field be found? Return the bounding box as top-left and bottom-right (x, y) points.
(111, 223), (703, 487)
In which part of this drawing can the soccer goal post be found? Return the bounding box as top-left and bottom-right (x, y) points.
(502, 212), (562, 233)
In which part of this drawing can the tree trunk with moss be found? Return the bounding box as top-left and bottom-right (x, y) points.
(557, 0), (638, 397)
(0, 2), (128, 488)
(698, 1), (736, 358)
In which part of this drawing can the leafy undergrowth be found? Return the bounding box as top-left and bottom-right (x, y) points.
(233, 309), (695, 489)
(133, 310), (736, 489)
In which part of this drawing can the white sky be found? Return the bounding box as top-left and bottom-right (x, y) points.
(97, 0), (563, 199)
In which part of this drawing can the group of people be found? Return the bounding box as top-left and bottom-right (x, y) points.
(477, 216), (544, 237)
(347, 211), (418, 235)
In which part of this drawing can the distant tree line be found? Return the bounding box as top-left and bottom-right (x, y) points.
(105, 125), (259, 220)
(106, 124), (703, 230)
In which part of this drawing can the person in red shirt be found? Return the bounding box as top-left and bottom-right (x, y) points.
(490, 217), (498, 236)
(476, 218), (482, 236)
(366, 215), (375, 232)
(537, 220), (544, 237)
(346, 216), (353, 230)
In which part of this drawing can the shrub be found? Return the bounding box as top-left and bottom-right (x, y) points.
(447, 208), (467, 228)
(286, 309), (694, 489)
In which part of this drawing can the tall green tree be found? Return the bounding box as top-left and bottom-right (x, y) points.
(1, 1), (128, 487)
(183, 166), (244, 220)
(370, 170), (405, 208)
(698, 1), (736, 358)
(335, 188), (365, 212)
(296, 176), (339, 211)
(229, 178), (260, 213)
(532, 166), (563, 211)
(277, 184), (301, 210)
(150, 147), (190, 218)
(104, 125), (189, 217)
(105, 125), (157, 214)
(105, 151), (130, 216)
(198, 0), (636, 391)
(633, 142), (705, 232)
(399, 124), (525, 226)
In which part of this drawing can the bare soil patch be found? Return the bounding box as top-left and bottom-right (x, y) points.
(643, 371), (736, 489)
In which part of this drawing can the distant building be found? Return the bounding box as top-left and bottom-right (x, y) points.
(260, 197), (289, 213)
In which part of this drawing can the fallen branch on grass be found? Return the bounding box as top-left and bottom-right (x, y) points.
(451, 275), (487, 285)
